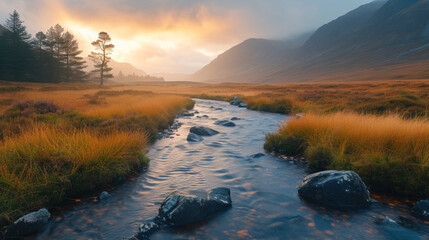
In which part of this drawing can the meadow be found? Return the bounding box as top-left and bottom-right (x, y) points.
(101, 80), (429, 199)
(0, 81), (194, 226)
(2, 79), (429, 225)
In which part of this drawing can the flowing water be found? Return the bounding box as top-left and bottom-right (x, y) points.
(38, 99), (429, 240)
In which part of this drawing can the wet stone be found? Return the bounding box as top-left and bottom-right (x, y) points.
(6, 208), (51, 238)
(187, 133), (204, 142)
(190, 126), (219, 136)
(214, 120), (236, 127)
(298, 170), (371, 209)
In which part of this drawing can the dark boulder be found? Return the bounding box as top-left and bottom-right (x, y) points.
(214, 120), (236, 127)
(187, 133), (203, 142)
(231, 117), (241, 121)
(158, 187), (232, 226)
(190, 126), (219, 136)
(5, 208), (51, 237)
(412, 200), (429, 221)
(130, 187), (232, 240)
(214, 108), (223, 111)
(298, 170), (371, 209)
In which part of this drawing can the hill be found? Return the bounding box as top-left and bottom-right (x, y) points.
(193, 0), (429, 83)
(191, 33), (310, 83)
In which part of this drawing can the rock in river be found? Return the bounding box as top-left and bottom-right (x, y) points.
(298, 170), (371, 209)
(412, 200), (429, 221)
(214, 120), (236, 127)
(187, 133), (203, 142)
(190, 126), (219, 136)
(230, 96), (242, 105)
(158, 187), (232, 226)
(5, 208), (51, 237)
(238, 102), (247, 108)
(130, 187), (232, 240)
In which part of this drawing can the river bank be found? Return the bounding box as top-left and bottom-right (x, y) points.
(32, 99), (429, 239)
(0, 84), (194, 231)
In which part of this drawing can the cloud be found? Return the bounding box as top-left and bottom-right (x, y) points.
(0, 0), (373, 73)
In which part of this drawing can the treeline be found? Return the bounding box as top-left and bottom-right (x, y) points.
(0, 11), (86, 83)
(116, 71), (164, 82)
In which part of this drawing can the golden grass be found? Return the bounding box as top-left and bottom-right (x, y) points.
(266, 112), (429, 198)
(0, 82), (194, 224)
(85, 95), (191, 118)
(0, 124), (147, 221)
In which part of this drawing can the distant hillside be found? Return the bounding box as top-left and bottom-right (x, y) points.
(193, 0), (429, 83)
(85, 58), (147, 77)
(191, 33), (310, 83)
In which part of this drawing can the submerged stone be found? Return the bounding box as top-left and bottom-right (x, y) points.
(250, 153), (265, 158)
(214, 120), (236, 127)
(190, 126), (219, 136)
(298, 170), (371, 209)
(187, 133), (204, 142)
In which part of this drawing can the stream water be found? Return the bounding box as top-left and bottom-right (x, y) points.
(38, 99), (429, 240)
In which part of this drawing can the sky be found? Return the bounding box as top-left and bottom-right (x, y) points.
(0, 0), (373, 74)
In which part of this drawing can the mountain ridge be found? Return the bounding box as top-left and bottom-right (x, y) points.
(193, 0), (429, 83)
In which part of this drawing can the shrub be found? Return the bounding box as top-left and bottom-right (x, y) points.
(305, 145), (334, 171)
(264, 134), (307, 156)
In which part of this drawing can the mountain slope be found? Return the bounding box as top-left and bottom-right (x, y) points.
(191, 33), (310, 83)
(193, 0), (429, 83)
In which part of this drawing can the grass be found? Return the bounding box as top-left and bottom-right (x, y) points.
(0, 125), (147, 222)
(0, 83), (194, 226)
(265, 112), (429, 199)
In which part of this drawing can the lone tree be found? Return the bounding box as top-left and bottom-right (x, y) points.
(89, 32), (114, 85)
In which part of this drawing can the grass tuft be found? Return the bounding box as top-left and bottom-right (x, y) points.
(266, 112), (429, 198)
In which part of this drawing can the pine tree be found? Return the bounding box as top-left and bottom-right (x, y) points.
(3, 10), (33, 81)
(5, 10), (31, 46)
(32, 31), (46, 62)
(62, 31), (86, 82)
(89, 32), (114, 85)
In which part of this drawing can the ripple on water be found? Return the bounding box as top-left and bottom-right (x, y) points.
(38, 99), (429, 240)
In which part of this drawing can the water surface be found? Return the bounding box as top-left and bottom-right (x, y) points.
(38, 99), (429, 240)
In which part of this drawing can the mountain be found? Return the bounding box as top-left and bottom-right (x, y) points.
(191, 33), (311, 83)
(193, 0), (429, 83)
(85, 58), (147, 77)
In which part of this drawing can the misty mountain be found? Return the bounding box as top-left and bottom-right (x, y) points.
(191, 33), (311, 83)
(85, 58), (147, 77)
(194, 0), (429, 83)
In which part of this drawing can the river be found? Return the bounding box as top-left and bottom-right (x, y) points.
(37, 99), (429, 240)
